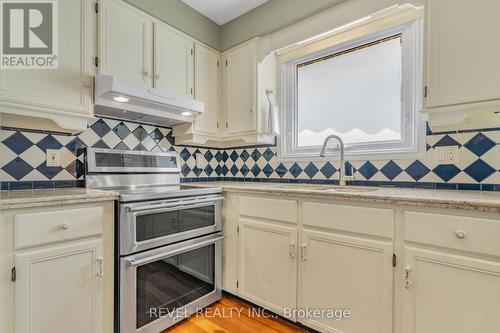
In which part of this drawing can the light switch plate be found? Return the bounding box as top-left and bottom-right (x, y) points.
(46, 149), (61, 167)
(435, 146), (459, 164)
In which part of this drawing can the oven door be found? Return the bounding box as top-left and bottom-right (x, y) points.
(121, 233), (223, 333)
(120, 195), (223, 255)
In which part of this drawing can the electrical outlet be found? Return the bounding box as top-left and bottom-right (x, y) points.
(46, 149), (61, 167)
(195, 153), (206, 169)
(435, 146), (459, 164)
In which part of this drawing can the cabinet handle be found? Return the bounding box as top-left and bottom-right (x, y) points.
(289, 243), (296, 259)
(250, 107), (254, 113)
(299, 244), (307, 261)
(58, 223), (70, 231)
(97, 258), (104, 278)
(455, 230), (466, 239)
(405, 266), (412, 289)
(143, 71), (150, 77)
(154, 74), (160, 80)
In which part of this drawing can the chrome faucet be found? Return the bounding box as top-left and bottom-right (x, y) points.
(320, 135), (352, 186)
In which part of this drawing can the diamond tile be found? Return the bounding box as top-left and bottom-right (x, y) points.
(464, 133), (496, 157)
(102, 131), (121, 149)
(251, 164), (261, 177)
(433, 164), (461, 182)
(149, 128), (164, 143)
(289, 163), (303, 178)
(464, 159), (496, 182)
(358, 162), (378, 180)
(205, 164), (214, 176)
(65, 160), (85, 179)
(380, 161), (403, 180)
(240, 164), (250, 177)
(221, 151), (229, 162)
(192, 166), (203, 177)
(19, 146), (45, 168)
(230, 151), (239, 162)
(181, 164), (192, 177)
(180, 148), (191, 161)
(215, 151), (223, 162)
(251, 149), (261, 161)
(240, 150), (250, 162)
(263, 148), (274, 162)
(2, 157), (33, 180)
(304, 162), (319, 178)
(221, 165), (229, 176)
(433, 135), (461, 148)
(263, 164), (273, 177)
(92, 139), (109, 149)
(36, 162), (63, 180)
(36, 135), (63, 151)
(320, 162), (336, 178)
(2, 132), (33, 154)
(90, 119), (111, 137)
(215, 165), (223, 176)
(112, 122), (132, 140)
(132, 126), (149, 141)
(230, 165), (239, 176)
(204, 150), (214, 162)
(405, 161), (431, 181)
(65, 137), (86, 156)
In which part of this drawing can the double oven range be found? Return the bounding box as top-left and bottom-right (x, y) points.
(86, 148), (223, 333)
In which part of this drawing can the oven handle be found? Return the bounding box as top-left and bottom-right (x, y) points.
(126, 234), (225, 267)
(128, 196), (224, 213)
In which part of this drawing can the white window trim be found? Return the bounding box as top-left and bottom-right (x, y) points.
(277, 19), (425, 162)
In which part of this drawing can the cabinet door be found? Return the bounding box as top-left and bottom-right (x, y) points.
(99, 0), (152, 85)
(0, 0), (95, 130)
(15, 239), (104, 333)
(299, 229), (393, 333)
(194, 43), (221, 136)
(223, 41), (257, 135)
(425, 0), (500, 108)
(401, 246), (500, 333)
(154, 22), (194, 97)
(238, 218), (297, 316)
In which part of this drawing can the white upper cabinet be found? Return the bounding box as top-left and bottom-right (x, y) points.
(0, 0), (96, 132)
(153, 23), (194, 96)
(425, 0), (500, 126)
(99, 0), (153, 85)
(193, 43), (221, 136)
(223, 40), (258, 136)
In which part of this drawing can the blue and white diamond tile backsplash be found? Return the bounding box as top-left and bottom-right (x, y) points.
(1, 117), (500, 190)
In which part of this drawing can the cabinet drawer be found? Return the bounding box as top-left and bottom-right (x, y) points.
(15, 206), (104, 249)
(239, 196), (297, 223)
(303, 202), (394, 239)
(404, 211), (500, 257)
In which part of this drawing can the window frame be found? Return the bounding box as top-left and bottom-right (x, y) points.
(278, 20), (425, 161)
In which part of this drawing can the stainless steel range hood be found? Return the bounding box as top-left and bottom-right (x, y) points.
(94, 75), (204, 127)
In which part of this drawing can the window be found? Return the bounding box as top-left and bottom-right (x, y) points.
(279, 21), (424, 160)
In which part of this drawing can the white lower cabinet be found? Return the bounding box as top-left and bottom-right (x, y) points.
(238, 218), (297, 316)
(15, 239), (104, 333)
(299, 229), (393, 333)
(401, 247), (500, 333)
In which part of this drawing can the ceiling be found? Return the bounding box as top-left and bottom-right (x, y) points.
(181, 0), (269, 25)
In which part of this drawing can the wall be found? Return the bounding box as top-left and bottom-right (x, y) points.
(125, 0), (221, 50)
(220, 0), (345, 50)
(1, 119), (499, 191)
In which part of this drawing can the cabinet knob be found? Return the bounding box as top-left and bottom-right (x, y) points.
(154, 74), (160, 80)
(59, 223), (70, 231)
(143, 71), (150, 77)
(455, 230), (466, 239)
(250, 107), (254, 113)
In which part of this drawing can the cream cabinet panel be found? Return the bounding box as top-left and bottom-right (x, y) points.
(299, 229), (393, 333)
(222, 193), (239, 294)
(238, 219), (297, 316)
(0, 0), (95, 132)
(154, 23), (194, 96)
(223, 40), (258, 135)
(193, 43), (221, 136)
(99, 0), (152, 85)
(425, 0), (500, 109)
(402, 247), (500, 333)
(15, 239), (104, 333)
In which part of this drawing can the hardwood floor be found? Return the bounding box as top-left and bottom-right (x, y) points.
(164, 296), (310, 333)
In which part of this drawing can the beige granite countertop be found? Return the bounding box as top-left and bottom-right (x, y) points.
(0, 188), (118, 210)
(184, 182), (500, 213)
